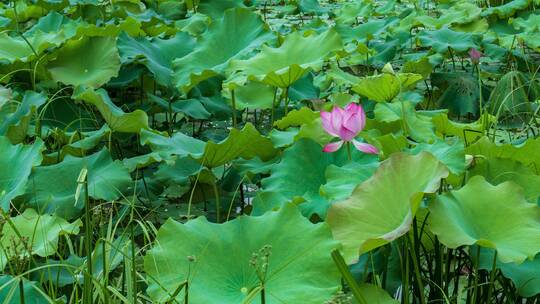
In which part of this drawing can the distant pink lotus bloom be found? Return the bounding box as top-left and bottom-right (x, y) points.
(469, 48), (482, 64)
(320, 103), (379, 154)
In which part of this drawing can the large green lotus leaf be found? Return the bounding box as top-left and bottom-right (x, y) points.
(0, 16), (77, 63)
(298, 0), (328, 14)
(144, 204), (340, 303)
(42, 124), (111, 163)
(469, 157), (540, 202)
(373, 133), (408, 158)
(288, 72), (320, 101)
(147, 93), (211, 120)
(0, 137), (43, 210)
(122, 153), (167, 172)
(402, 57), (433, 79)
(0, 91), (47, 144)
(0, 276), (50, 304)
(26, 11), (78, 36)
(196, 123), (277, 168)
(228, 30), (342, 88)
(172, 8), (273, 93)
(140, 124), (276, 168)
(0, 208), (81, 271)
(432, 112), (488, 143)
(335, 18), (398, 44)
(418, 27), (478, 53)
(2, 2), (45, 22)
(223, 81), (275, 110)
(519, 31), (540, 51)
(478, 249), (540, 297)
(320, 161), (379, 202)
(0, 31), (51, 63)
(72, 15), (143, 37)
(140, 129), (205, 159)
(352, 73), (423, 102)
(24, 149), (132, 219)
(274, 107), (319, 129)
(327, 152), (448, 263)
(465, 136), (540, 172)
(175, 12), (210, 36)
(416, 2), (481, 28)
(451, 18), (489, 33)
(117, 32), (196, 87)
(153, 157), (210, 194)
(409, 138), (465, 175)
(326, 63), (362, 87)
(334, 2), (373, 25)
(254, 139), (352, 218)
(429, 176), (540, 264)
(358, 284), (400, 304)
(374, 101), (437, 142)
(72, 86), (149, 133)
(268, 128), (297, 148)
(513, 13), (540, 31)
(482, 0), (530, 18)
(47, 36), (121, 87)
(295, 117), (334, 145)
(431, 72), (482, 116)
(197, 0), (246, 18)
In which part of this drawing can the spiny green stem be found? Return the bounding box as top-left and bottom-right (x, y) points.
(213, 183), (221, 223)
(331, 250), (368, 304)
(486, 251), (498, 303)
(408, 232), (426, 304)
(19, 279), (25, 304)
(283, 86), (290, 115)
(448, 47), (456, 70)
(231, 89), (237, 128)
(471, 246), (481, 304)
(270, 87), (278, 126)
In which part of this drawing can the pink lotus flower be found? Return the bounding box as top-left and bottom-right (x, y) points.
(320, 103), (379, 154)
(469, 48), (482, 65)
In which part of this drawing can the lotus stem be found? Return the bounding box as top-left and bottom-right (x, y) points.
(408, 232), (426, 304)
(402, 237), (410, 304)
(283, 86), (290, 115)
(231, 89), (237, 128)
(346, 142), (352, 161)
(471, 246), (481, 304)
(19, 279), (25, 304)
(80, 168), (93, 304)
(448, 47), (456, 71)
(270, 87), (278, 126)
(486, 251), (498, 303)
(213, 183), (221, 223)
(331, 249), (368, 304)
(476, 64), (486, 135)
(185, 281), (189, 304)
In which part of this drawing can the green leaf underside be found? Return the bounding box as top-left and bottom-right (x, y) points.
(24, 149), (131, 219)
(429, 176), (540, 264)
(0, 137), (43, 210)
(327, 152), (448, 263)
